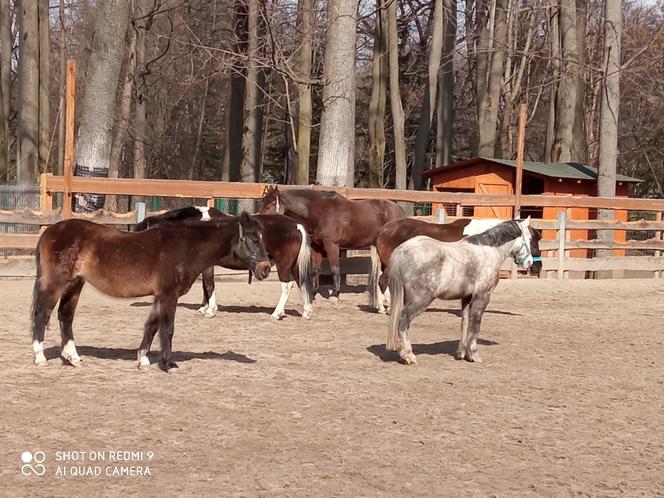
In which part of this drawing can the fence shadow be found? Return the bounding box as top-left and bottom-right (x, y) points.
(367, 338), (498, 362)
(44, 346), (256, 364)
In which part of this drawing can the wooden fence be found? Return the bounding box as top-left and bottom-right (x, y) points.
(0, 174), (663, 279)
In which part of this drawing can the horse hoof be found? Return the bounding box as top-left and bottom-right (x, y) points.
(377, 308), (387, 314)
(34, 357), (47, 367)
(399, 353), (418, 365)
(61, 355), (82, 367)
(197, 306), (208, 315)
(159, 361), (179, 373)
(330, 296), (340, 303)
(302, 312), (312, 320)
(166, 366), (179, 374)
(467, 353), (482, 363)
(137, 356), (151, 369)
(455, 350), (466, 360)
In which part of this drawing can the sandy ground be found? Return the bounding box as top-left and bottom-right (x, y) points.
(0, 276), (663, 497)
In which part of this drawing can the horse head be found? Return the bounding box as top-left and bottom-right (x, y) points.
(235, 211), (271, 280)
(511, 217), (542, 276)
(260, 185), (281, 215)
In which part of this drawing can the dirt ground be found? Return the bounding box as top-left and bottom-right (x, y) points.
(0, 276), (663, 497)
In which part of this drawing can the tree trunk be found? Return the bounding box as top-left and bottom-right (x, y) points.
(596, 0), (622, 253)
(221, 0), (247, 182)
(368, 0), (387, 188)
(387, 0), (407, 190)
(571, 0), (588, 162)
(57, 0), (66, 175)
(315, 0), (358, 187)
(411, 0), (444, 189)
(132, 4), (147, 208)
(73, 0), (131, 211)
(544, 4), (560, 162)
(239, 0), (264, 212)
(0, 0), (11, 180)
(105, 23), (137, 212)
(477, 0), (509, 157)
(475, 0), (490, 123)
(38, 0), (49, 173)
(295, 0), (313, 185)
(553, 0), (577, 162)
(436, 0), (456, 167)
(17, 0), (39, 184)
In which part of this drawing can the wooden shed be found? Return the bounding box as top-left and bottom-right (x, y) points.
(422, 157), (642, 257)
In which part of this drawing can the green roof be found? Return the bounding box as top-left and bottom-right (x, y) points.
(482, 158), (642, 183)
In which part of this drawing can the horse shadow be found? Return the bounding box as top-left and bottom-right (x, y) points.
(367, 338), (498, 363)
(131, 301), (300, 317)
(356, 305), (521, 317)
(43, 346), (256, 364)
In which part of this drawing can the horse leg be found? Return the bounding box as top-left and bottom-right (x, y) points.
(137, 303), (161, 369)
(31, 280), (68, 366)
(456, 296), (472, 360)
(322, 240), (341, 301)
(377, 267), (390, 313)
(197, 266), (217, 318)
(156, 296), (179, 372)
(310, 248), (323, 297)
(397, 292), (432, 365)
(463, 294), (491, 363)
(58, 277), (85, 367)
(271, 281), (294, 320)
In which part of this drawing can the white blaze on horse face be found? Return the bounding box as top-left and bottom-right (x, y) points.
(463, 218), (505, 236)
(196, 206), (212, 221)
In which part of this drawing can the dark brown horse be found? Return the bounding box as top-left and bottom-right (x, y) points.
(369, 217), (543, 312)
(31, 213), (271, 372)
(137, 206), (314, 319)
(260, 186), (405, 300)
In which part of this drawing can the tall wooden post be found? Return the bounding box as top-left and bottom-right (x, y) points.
(514, 103), (527, 219)
(63, 60), (76, 219)
(656, 211), (662, 278)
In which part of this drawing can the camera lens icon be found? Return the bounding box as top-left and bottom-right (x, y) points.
(21, 451), (46, 476)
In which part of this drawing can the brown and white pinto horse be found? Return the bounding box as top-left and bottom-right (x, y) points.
(260, 186), (405, 300)
(137, 206), (314, 319)
(369, 217), (543, 312)
(31, 213), (271, 372)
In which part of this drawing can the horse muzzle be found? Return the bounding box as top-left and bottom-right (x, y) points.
(253, 260), (271, 281)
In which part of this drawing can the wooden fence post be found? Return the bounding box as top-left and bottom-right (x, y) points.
(436, 208), (445, 224)
(207, 198), (215, 208)
(62, 60), (76, 219)
(39, 173), (53, 211)
(514, 103), (526, 219)
(557, 210), (566, 280)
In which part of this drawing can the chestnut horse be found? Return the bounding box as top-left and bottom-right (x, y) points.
(260, 186), (405, 300)
(137, 207), (314, 320)
(31, 213), (271, 372)
(369, 217), (543, 312)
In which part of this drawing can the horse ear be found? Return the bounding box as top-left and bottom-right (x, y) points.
(522, 216), (531, 227)
(239, 211), (251, 225)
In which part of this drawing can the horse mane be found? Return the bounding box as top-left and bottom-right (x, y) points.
(464, 220), (523, 247)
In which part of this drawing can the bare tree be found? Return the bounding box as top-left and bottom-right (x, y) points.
(38, 0), (49, 173)
(17, 0), (39, 184)
(57, 0), (66, 175)
(411, 0), (444, 189)
(387, 0), (407, 190)
(73, 0), (131, 211)
(316, 0), (358, 186)
(552, 0), (578, 161)
(477, 0), (509, 157)
(544, 3), (560, 162)
(597, 0), (622, 247)
(436, 0), (457, 167)
(368, 1), (387, 188)
(295, 0), (313, 185)
(571, 0), (588, 162)
(0, 0), (11, 180)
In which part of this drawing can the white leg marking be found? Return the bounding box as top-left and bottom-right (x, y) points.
(205, 292), (217, 318)
(271, 281), (293, 320)
(61, 339), (82, 366)
(33, 340), (47, 366)
(138, 355), (151, 368)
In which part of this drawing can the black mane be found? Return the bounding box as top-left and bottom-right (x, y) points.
(134, 206), (226, 232)
(465, 220), (523, 247)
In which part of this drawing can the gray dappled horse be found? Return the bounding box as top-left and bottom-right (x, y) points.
(386, 218), (540, 365)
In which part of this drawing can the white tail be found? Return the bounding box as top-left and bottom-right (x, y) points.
(367, 245), (381, 310)
(296, 224), (314, 315)
(386, 259), (405, 351)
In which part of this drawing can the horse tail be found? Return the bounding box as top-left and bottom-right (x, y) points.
(296, 224), (314, 314)
(30, 234), (45, 340)
(368, 245), (381, 310)
(386, 254), (405, 352)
